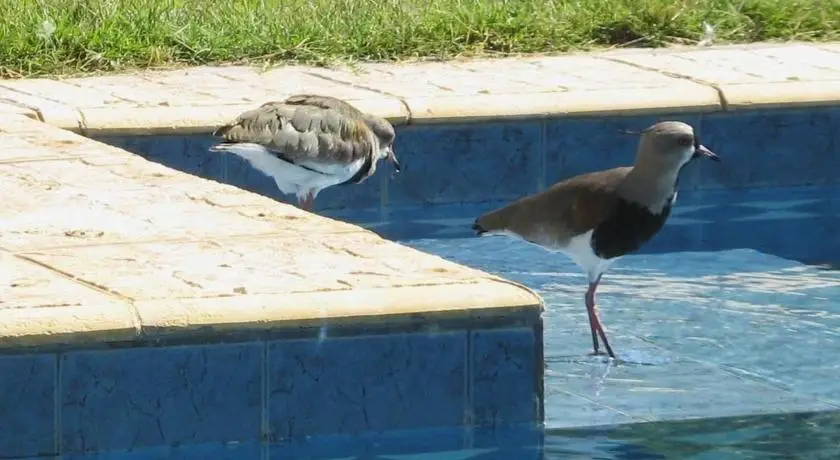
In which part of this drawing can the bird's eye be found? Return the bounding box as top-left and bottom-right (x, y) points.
(678, 135), (693, 147)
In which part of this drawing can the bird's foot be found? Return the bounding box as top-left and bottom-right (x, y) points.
(298, 192), (316, 211)
(588, 350), (618, 361)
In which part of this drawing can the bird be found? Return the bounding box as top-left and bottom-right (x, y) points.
(209, 94), (401, 211)
(472, 121), (720, 359)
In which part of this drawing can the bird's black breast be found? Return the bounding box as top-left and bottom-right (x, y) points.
(591, 195), (674, 259)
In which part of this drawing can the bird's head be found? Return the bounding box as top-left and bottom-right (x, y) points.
(365, 115), (401, 175)
(636, 121), (719, 172)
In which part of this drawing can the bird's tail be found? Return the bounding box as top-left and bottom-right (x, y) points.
(211, 122), (234, 138)
(208, 123), (236, 152)
(472, 204), (515, 236)
(208, 143), (231, 153)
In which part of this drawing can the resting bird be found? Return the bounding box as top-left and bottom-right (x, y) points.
(209, 94), (400, 211)
(472, 121), (720, 359)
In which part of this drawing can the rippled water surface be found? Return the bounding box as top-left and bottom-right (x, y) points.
(404, 239), (840, 428)
(326, 186), (840, 458)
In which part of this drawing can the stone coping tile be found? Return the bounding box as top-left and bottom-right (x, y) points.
(817, 43), (840, 54)
(0, 86), (81, 129)
(0, 114), (542, 350)
(1, 66), (409, 135)
(311, 55), (721, 122)
(16, 232), (492, 301)
(3, 43), (838, 134)
(0, 99), (39, 120)
(0, 252), (139, 348)
(602, 44), (840, 110)
(134, 280), (540, 339)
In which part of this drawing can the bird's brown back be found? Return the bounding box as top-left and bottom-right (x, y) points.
(475, 167), (631, 245)
(284, 94), (364, 118)
(213, 98), (374, 165)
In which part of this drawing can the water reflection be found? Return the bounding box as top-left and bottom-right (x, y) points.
(548, 409), (840, 459)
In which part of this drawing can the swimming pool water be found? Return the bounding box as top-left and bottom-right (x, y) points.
(543, 409), (840, 459)
(323, 185), (840, 459)
(403, 239), (840, 428)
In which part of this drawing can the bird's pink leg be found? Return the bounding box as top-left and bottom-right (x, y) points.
(298, 191), (315, 211)
(585, 274), (615, 359)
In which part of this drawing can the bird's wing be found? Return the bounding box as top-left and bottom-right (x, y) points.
(283, 94), (364, 118)
(475, 167), (630, 243)
(551, 168), (630, 234)
(212, 99), (375, 166)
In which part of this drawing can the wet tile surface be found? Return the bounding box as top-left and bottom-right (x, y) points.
(396, 185), (840, 429)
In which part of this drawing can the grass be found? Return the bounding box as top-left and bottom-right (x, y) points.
(1, 0), (839, 78)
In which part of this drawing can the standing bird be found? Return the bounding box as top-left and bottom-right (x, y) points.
(209, 94), (400, 211)
(472, 121), (720, 359)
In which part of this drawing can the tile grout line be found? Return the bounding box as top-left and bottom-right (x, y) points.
(380, 165), (389, 222)
(595, 55), (730, 111)
(463, 329), (474, 449)
(54, 353), (62, 458)
(533, 321), (546, 425)
(261, 341), (270, 460)
(302, 71), (414, 124)
(538, 119), (547, 191)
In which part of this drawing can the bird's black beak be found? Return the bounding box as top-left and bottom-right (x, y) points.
(693, 144), (720, 162)
(387, 147), (401, 174)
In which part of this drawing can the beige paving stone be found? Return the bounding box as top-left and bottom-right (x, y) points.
(817, 43), (840, 54)
(0, 155), (360, 251)
(602, 44), (840, 109)
(314, 56), (697, 96)
(309, 55), (721, 121)
(65, 66), (408, 134)
(1, 114), (541, 347)
(135, 281), (539, 338)
(2, 42), (840, 131)
(1, 78), (128, 107)
(0, 252), (138, 348)
(0, 86), (81, 130)
(18, 232), (489, 301)
(63, 74), (228, 107)
(0, 100), (38, 119)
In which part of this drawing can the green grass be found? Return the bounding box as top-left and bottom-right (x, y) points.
(1, 0), (839, 78)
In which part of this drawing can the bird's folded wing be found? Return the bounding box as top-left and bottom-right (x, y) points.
(515, 168), (629, 237)
(213, 101), (374, 166)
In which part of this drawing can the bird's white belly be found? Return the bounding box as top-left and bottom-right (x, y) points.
(217, 143), (365, 199)
(561, 230), (618, 283)
(496, 228), (617, 283)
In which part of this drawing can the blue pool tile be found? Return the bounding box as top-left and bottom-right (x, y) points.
(100, 135), (220, 181)
(0, 354), (56, 458)
(101, 134), (286, 200)
(61, 343), (262, 453)
(312, 172), (384, 212)
(386, 121), (543, 206)
(63, 441), (261, 460)
(267, 332), (467, 439)
(647, 216), (839, 263)
(471, 328), (540, 427)
(543, 114), (703, 189)
(100, 134), (385, 212)
(700, 107), (840, 189)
